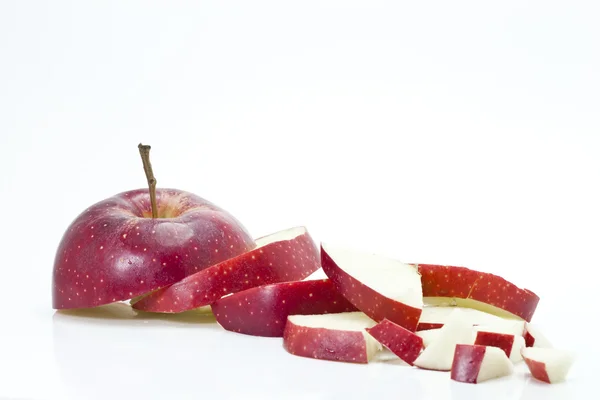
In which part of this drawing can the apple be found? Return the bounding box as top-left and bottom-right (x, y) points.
(474, 330), (525, 363)
(523, 323), (553, 348)
(451, 344), (514, 384)
(53, 145), (255, 309)
(365, 319), (423, 365)
(521, 347), (575, 384)
(417, 306), (507, 331)
(417, 264), (539, 321)
(283, 312), (380, 363)
(413, 309), (472, 371)
(416, 328), (441, 348)
(321, 244), (423, 331)
(131, 226), (320, 312)
(211, 278), (357, 337)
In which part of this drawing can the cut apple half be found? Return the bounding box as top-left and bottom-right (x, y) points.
(321, 244), (422, 331)
(417, 264), (539, 322)
(366, 319), (424, 365)
(417, 306), (507, 331)
(132, 226), (320, 313)
(283, 312), (381, 364)
(451, 344), (514, 384)
(211, 278), (357, 337)
(524, 323), (553, 348)
(413, 309), (473, 371)
(521, 347), (575, 384)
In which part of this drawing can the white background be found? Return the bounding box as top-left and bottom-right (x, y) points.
(0, 1), (598, 399)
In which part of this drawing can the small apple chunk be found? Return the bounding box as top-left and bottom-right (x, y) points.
(523, 323), (553, 348)
(451, 344), (514, 384)
(474, 330), (525, 363)
(283, 312), (381, 364)
(521, 347), (575, 384)
(211, 278), (356, 337)
(366, 319), (423, 365)
(132, 226), (320, 313)
(417, 264), (539, 321)
(413, 309), (473, 371)
(321, 244), (422, 331)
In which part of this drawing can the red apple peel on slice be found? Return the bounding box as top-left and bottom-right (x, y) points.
(366, 319), (423, 365)
(451, 344), (514, 384)
(521, 347), (575, 384)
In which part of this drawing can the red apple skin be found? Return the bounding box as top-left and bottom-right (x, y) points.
(132, 228), (320, 312)
(416, 322), (444, 331)
(283, 321), (369, 364)
(366, 319), (423, 365)
(211, 279), (357, 337)
(522, 357), (551, 383)
(321, 246), (422, 332)
(451, 344), (487, 384)
(524, 331), (535, 348)
(474, 331), (514, 358)
(53, 189), (255, 309)
(417, 264), (540, 322)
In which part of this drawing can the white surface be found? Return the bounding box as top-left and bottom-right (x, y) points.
(0, 0), (597, 399)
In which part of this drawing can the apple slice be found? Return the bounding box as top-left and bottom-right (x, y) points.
(417, 264), (539, 321)
(413, 309), (473, 371)
(283, 312), (380, 364)
(321, 244), (422, 331)
(132, 226), (320, 312)
(474, 331), (525, 363)
(416, 328), (441, 348)
(211, 278), (357, 337)
(417, 306), (507, 331)
(366, 319), (424, 365)
(521, 347), (575, 384)
(524, 323), (553, 348)
(451, 344), (514, 384)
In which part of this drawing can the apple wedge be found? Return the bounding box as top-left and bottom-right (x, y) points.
(132, 226), (320, 312)
(417, 264), (539, 321)
(417, 306), (507, 331)
(211, 278), (356, 337)
(283, 312), (380, 364)
(366, 319), (424, 365)
(524, 323), (553, 348)
(474, 331), (525, 363)
(451, 344), (514, 384)
(521, 347), (575, 384)
(321, 244), (422, 331)
(413, 309), (473, 371)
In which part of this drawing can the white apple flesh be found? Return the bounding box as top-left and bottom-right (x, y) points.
(524, 323), (553, 348)
(521, 347), (575, 384)
(417, 306), (508, 331)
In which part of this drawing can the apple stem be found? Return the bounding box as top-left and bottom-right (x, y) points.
(138, 143), (158, 219)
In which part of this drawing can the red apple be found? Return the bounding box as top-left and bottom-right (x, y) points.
(366, 319), (423, 365)
(131, 226), (320, 312)
(451, 344), (514, 384)
(521, 347), (575, 384)
(283, 312), (380, 364)
(321, 244), (422, 331)
(53, 188), (255, 309)
(211, 278), (356, 337)
(417, 264), (540, 321)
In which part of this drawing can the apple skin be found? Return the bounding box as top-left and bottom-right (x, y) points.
(132, 227), (320, 313)
(474, 331), (514, 358)
(53, 189), (255, 309)
(451, 344), (487, 384)
(416, 322), (443, 331)
(416, 264), (540, 321)
(366, 319), (423, 365)
(321, 246), (422, 332)
(211, 279), (357, 337)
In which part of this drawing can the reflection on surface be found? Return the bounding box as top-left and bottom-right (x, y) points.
(450, 368), (525, 400)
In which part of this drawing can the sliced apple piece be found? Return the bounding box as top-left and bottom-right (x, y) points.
(451, 344), (514, 384)
(413, 309), (473, 370)
(321, 244), (422, 331)
(416, 328), (441, 348)
(283, 312), (380, 363)
(366, 319), (423, 365)
(417, 264), (539, 321)
(524, 323), (553, 348)
(211, 279), (356, 337)
(521, 347), (575, 384)
(474, 331), (525, 363)
(417, 306), (507, 331)
(132, 226), (320, 313)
